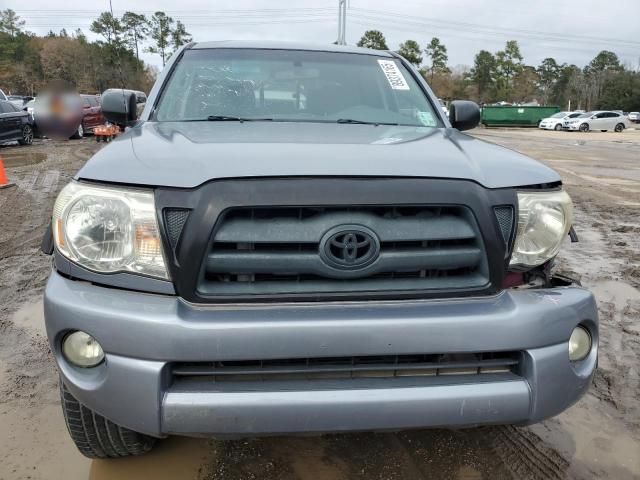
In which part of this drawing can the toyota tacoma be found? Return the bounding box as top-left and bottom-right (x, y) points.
(42, 41), (598, 458)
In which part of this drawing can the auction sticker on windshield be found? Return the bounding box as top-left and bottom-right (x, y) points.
(378, 60), (410, 90)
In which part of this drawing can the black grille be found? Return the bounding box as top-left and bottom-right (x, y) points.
(164, 209), (190, 250)
(198, 206), (489, 297)
(172, 351), (520, 382)
(494, 206), (514, 246)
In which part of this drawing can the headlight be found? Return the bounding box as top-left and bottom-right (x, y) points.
(510, 190), (573, 268)
(52, 181), (169, 279)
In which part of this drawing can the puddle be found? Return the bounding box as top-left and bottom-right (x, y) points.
(0, 402), (91, 480)
(532, 395), (640, 479)
(90, 437), (214, 480)
(10, 299), (45, 336)
(1, 151), (47, 167)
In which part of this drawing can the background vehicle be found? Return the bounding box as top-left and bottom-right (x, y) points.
(539, 111), (582, 130)
(72, 94), (104, 138)
(565, 111), (629, 132)
(44, 42), (597, 459)
(0, 89), (7, 101)
(7, 95), (33, 109)
(0, 99), (34, 145)
(629, 112), (639, 124)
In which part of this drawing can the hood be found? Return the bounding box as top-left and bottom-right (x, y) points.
(77, 122), (560, 189)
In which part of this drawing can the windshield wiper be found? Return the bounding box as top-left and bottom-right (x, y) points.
(336, 118), (398, 126)
(206, 115), (274, 122)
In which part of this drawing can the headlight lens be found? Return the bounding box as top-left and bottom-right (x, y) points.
(510, 190), (573, 268)
(52, 181), (169, 279)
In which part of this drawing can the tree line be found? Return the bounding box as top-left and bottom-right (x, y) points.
(357, 30), (640, 112)
(0, 8), (192, 96)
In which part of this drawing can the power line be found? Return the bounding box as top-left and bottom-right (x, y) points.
(349, 19), (637, 57)
(350, 8), (640, 48)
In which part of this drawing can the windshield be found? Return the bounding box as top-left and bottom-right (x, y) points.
(154, 49), (441, 127)
(578, 112), (594, 118)
(550, 112), (567, 118)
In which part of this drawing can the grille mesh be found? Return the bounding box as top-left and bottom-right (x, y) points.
(172, 351), (520, 382)
(164, 209), (190, 250)
(494, 206), (514, 246)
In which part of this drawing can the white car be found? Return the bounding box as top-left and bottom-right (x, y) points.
(564, 111), (629, 132)
(539, 111), (582, 131)
(629, 112), (639, 124)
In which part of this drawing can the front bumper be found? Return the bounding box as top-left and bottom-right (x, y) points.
(45, 271), (598, 437)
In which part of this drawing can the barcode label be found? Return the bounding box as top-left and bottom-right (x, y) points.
(378, 60), (410, 90)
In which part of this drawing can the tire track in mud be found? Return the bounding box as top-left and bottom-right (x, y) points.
(490, 426), (572, 480)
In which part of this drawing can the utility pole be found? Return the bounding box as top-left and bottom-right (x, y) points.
(336, 0), (347, 45)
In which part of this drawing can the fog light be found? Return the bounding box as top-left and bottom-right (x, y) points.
(568, 326), (591, 362)
(62, 331), (105, 368)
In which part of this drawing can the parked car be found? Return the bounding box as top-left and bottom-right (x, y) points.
(564, 111), (629, 132)
(538, 111), (582, 131)
(72, 94), (105, 138)
(0, 89), (7, 101)
(43, 41), (597, 459)
(7, 95), (33, 109)
(629, 112), (640, 124)
(0, 99), (34, 145)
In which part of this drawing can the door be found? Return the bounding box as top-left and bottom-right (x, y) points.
(90, 97), (104, 126)
(590, 112), (608, 129)
(605, 112), (622, 130)
(0, 101), (22, 140)
(81, 96), (94, 129)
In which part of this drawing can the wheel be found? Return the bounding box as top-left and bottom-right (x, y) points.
(71, 123), (84, 139)
(614, 123), (624, 132)
(554, 123), (562, 131)
(18, 124), (33, 145)
(579, 123), (589, 132)
(96, 136), (101, 142)
(59, 380), (157, 458)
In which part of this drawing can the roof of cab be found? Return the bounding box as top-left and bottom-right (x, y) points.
(190, 40), (393, 57)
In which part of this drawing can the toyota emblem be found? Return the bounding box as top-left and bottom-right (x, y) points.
(319, 225), (380, 270)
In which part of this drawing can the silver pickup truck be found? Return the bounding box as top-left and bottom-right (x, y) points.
(42, 41), (597, 458)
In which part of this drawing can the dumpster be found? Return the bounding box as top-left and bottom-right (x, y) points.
(481, 106), (560, 127)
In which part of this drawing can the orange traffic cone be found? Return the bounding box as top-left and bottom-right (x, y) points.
(0, 157), (15, 189)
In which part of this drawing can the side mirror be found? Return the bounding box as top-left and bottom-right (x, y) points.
(101, 89), (137, 127)
(448, 100), (481, 131)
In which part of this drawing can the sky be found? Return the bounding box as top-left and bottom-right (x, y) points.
(6, 0), (640, 72)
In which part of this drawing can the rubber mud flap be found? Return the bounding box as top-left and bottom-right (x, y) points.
(41, 223), (54, 255)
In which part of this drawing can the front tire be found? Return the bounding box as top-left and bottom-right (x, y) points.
(554, 123), (562, 131)
(18, 124), (33, 145)
(579, 123), (589, 132)
(60, 380), (157, 458)
(71, 123), (84, 139)
(614, 123), (624, 132)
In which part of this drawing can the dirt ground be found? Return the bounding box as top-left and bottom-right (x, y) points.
(0, 127), (639, 480)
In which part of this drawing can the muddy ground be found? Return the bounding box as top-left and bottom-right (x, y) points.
(0, 128), (638, 480)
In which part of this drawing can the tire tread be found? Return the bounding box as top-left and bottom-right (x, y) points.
(59, 380), (156, 459)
